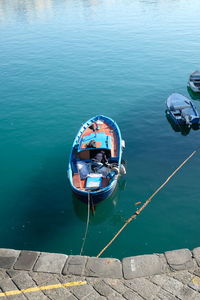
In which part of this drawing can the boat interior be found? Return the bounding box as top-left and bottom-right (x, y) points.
(71, 120), (119, 191)
(169, 98), (193, 118)
(190, 76), (200, 87)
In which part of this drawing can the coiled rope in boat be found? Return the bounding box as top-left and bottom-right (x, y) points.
(96, 147), (199, 258)
(80, 192), (90, 255)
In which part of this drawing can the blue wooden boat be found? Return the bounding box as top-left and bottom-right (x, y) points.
(68, 115), (125, 204)
(166, 93), (200, 126)
(188, 70), (200, 93)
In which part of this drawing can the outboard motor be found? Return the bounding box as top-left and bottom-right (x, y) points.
(182, 113), (192, 126)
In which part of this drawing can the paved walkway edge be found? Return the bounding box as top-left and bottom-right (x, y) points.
(0, 247), (199, 279)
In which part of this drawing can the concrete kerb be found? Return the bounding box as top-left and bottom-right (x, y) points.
(14, 250), (40, 271)
(0, 247), (199, 280)
(85, 257), (123, 278)
(122, 253), (169, 279)
(33, 252), (68, 274)
(164, 249), (194, 271)
(62, 255), (88, 276)
(0, 249), (20, 269)
(193, 247), (200, 267)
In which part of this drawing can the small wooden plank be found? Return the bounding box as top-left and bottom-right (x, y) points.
(73, 173), (81, 188)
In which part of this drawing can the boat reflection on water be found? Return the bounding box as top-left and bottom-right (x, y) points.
(72, 177), (126, 225)
(165, 110), (200, 136)
(187, 87), (200, 101)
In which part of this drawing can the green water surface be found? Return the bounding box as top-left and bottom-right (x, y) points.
(0, 0), (200, 259)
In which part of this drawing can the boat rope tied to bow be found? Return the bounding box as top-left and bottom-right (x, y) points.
(80, 192), (91, 255)
(96, 147), (199, 258)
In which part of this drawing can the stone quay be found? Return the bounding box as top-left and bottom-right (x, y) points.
(0, 247), (199, 299)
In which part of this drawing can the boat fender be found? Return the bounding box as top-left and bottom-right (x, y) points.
(120, 164), (126, 175)
(122, 140), (125, 150)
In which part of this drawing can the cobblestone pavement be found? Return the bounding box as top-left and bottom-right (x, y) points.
(0, 248), (199, 299)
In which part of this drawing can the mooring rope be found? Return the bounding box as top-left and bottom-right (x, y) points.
(80, 192), (90, 255)
(96, 148), (199, 258)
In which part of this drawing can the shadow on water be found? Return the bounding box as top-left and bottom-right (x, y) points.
(73, 177), (126, 225)
(5, 153), (77, 252)
(187, 87), (200, 101)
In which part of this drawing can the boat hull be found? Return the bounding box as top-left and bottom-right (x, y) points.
(72, 180), (117, 204)
(168, 110), (199, 125)
(188, 82), (200, 93)
(188, 71), (200, 93)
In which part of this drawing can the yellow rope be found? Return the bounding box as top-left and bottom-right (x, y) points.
(97, 148), (198, 258)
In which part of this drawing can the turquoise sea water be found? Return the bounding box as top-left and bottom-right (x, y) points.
(0, 0), (200, 259)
